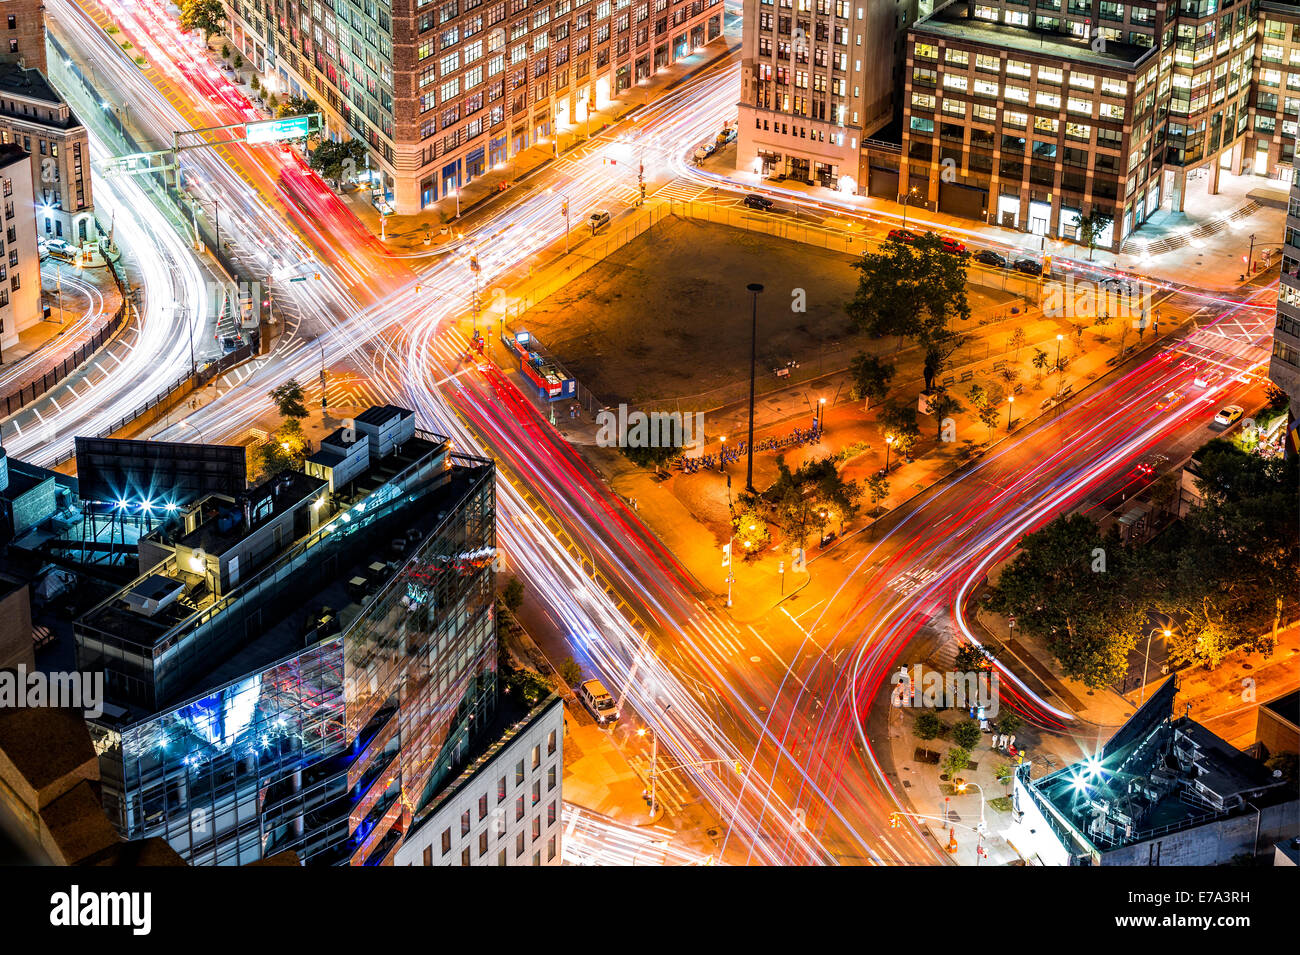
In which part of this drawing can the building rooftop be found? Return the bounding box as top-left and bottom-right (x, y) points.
(173, 470), (325, 557)
(355, 404), (413, 426)
(0, 64), (80, 125)
(915, 9), (1157, 70)
(1025, 679), (1290, 855)
(0, 142), (26, 170)
(79, 428), (493, 723)
(1263, 690), (1300, 729)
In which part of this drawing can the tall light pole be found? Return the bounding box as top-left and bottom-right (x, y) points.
(957, 781), (988, 865)
(1140, 627), (1172, 703)
(1054, 332), (1064, 395)
(637, 726), (657, 819)
(884, 433), (894, 473)
(902, 186), (919, 229)
(1247, 232), (1256, 274)
(745, 283), (763, 493)
(1006, 394), (1014, 431)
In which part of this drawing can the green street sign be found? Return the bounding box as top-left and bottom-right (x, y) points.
(246, 114), (319, 145)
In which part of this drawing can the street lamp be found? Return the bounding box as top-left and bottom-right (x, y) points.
(1006, 394), (1014, 431)
(179, 419), (206, 443)
(956, 781), (988, 865)
(1054, 333), (1064, 395)
(901, 186), (919, 230)
(884, 433), (895, 473)
(814, 396), (826, 431)
(1140, 627), (1172, 703)
(637, 726), (658, 819)
(745, 283), (763, 493)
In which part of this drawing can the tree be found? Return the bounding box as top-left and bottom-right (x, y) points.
(1008, 326), (1027, 360)
(914, 710), (944, 740)
(277, 95), (318, 118)
(502, 666), (552, 706)
(266, 92), (280, 111)
(732, 509), (772, 559)
(1146, 441), (1299, 665)
(928, 391), (963, 439)
(846, 232), (969, 391)
(178, 0), (226, 39)
(250, 74), (261, 93)
(993, 711), (1021, 737)
(878, 402), (920, 459)
(767, 456), (862, 549)
(269, 379), (309, 421)
(233, 53), (243, 70)
(942, 747), (970, 781)
(983, 514), (1147, 688)
(221, 43), (231, 60)
(1031, 348), (1049, 384)
(558, 656), (583, 686)
(500, 577), (525, 613)
(952, 719), (983, 749)
(1071, 208), (1114, 261)
(954, 642), (995, 672)
(866, 473), (890, 510)
(309, 138), (368, 188)
(848, 352), (894, 408)
(966, 384), (1001, 440)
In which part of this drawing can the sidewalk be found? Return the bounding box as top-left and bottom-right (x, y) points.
(705, 152), (1287, 292)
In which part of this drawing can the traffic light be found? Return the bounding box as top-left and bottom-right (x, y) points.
(470, 255), (481, 273)
(889, 812), (900, 829)
(561, 201), (568, 217)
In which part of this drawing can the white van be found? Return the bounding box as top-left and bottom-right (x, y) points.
(577, 679), (618, 725)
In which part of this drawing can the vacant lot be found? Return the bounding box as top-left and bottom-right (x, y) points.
(518, 215), (1011, 408)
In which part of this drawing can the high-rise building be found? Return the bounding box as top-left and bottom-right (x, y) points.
(222, 0), (725, 215)
(843, 0), (1300, 252)
(0, 0), (47, 74)
(0, 0), (94, 245)
(0, 65), (95, 244)
(0, 141), (42, 354)
(1269, 152), (1300, 407)
(74, 407), (506, 865)
(394, 694), (565, 866)
(737, 0), (919, 192)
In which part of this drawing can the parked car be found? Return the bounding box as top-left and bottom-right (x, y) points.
(577, 679), (619, 725)
(743, 194), (775, 211)
(974, 249), (1007, 268)
(588, 209), (611, 232)
(1213, 404), (1244, 427)
(1012, 257), (1041, 276)
(44, 238), (75, 262)
(936, 235), (967, 256)
(887, 228), (918, 244)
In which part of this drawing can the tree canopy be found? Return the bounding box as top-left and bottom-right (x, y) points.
(846, 232), (970, 391)
(983, 514), (1147, 688)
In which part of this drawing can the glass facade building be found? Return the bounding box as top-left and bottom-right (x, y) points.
(79, 430), (501, 865)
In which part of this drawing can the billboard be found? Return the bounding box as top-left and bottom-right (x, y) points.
(74, 437), (246, 509)
(245, 114), (319, 145)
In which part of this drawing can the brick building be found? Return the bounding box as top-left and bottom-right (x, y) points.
(222, 0), (725, 215)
